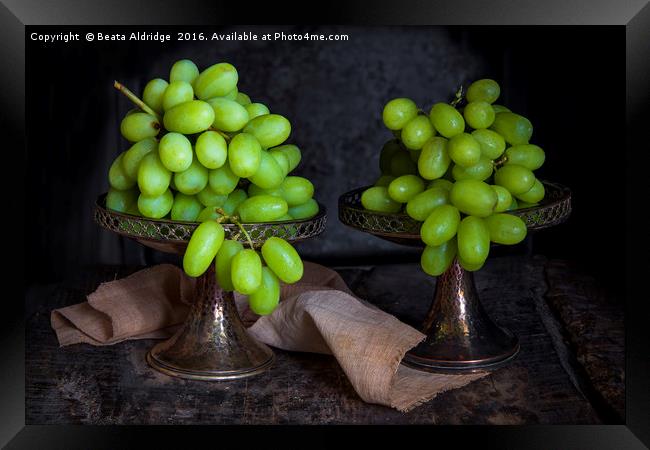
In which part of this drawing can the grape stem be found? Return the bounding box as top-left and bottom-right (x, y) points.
(493, 155), (508, 168)
(209, 127), (231, 141)
(113, 81), (162, 122)
(450, 85), (464, 107)
(216, 208), (255, 249)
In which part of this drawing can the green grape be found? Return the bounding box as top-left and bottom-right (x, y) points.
(360, 186), (401, 213)
(277, 176), (314, 206)
(248, 267), (281, 315)
(197, 206), (223, 222)
(270, 144), (301, 172)
(122, 137), (158, 180)
(389, 150), (418, 176)
(222, 189), (248, 215)
(120, 112), (160, 142)
(194, 62), (239, 100)
(174, 158), (209, 195)
(268, 150), (290, 176)
(382, 98), (418, 130)
(288, 198), (319, 220)
(215, 240), (244, 291)
(109, 152), (136, 190)
(387, 175), (424, 203)
(417, 136), (450, 180)
(484, 214), (527, 245)
(374, 175), (395, 187)
(142, 78), (169, 114)
(491, 104), (510, 114)
(162, 81), (194, 111)
(137, 152), (171, 197)
(494, 164), (535, 195)
(243, 114), (291, 149)
(406, 187), (449, 221)
(261, 237), (303, 284)
(420, 204), (460, 246)
(448, 133), (481, 168)
(208, 162), (240, 195)
(163, 100), (215, 134)
(221, 87), (238, 101)
(106, 187), (138, 213)
(208, 98), (250, 132)
(248, 150), (285, 189)
(491, 112), (533, 145)
(171, 192), (202, 222)
(450, 179), (497, 217)
(458, 253), (485, 271)
(421, 238), (457, 276)
(504, 144), (545, 170)
(236, 92), (252, 106)
(248, 183), (279, 198)
(237, 195), (288, 222)
(457, 216), (490, 266)
(379, 139), (402, 173)
(170, 59), (199, 84)
(137, 189), (174, 219)
(429, 102), (465, 138)
(245, 103), (270, 120)
(195, 131), (228, 169)
(228, 133), (262, 178)
(183, 221), (225, 277)
(451, 156), (493, 181)
(401, 115), (435, 150)
(196, 184), (227, 207)
(428, 178), (454, 191)
(159, 132), (193, 172)
(471, 129), (506, 160)
(125, 202), (140, 216)
(506, 197), (519, 211)
(515, 178), (545, 203)
(517, 200), (539, 209)
(491, 185), (513, 212)
(463, 101), (495, 129)
(231, 249), (263, 294)
(466, 79), (500, 104)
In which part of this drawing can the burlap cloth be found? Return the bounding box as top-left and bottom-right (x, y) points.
(51, 262), (486, 412)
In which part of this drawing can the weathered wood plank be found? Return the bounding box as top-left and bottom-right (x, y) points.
(26, 256), (608, 424)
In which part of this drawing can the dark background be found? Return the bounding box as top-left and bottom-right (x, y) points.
(26, 25), (624, 300)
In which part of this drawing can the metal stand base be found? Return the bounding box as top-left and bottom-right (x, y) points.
(146, 266), (274, 381)
(402, 259), (520, 373)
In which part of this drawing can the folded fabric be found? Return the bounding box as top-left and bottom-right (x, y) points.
(51, 262), (486, 411)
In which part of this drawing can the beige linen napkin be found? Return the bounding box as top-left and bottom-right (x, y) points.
(51, 262), (486, 412)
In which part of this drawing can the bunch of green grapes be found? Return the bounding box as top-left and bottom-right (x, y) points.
(362, 79), (546, 275)
(105, 58), (319, 314)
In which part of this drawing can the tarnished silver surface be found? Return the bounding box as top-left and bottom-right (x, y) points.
(147, 265), (275, 380)
(94, 194), (327, 380)
(338, 181), (571, 372)
(402, 259), (519, 372)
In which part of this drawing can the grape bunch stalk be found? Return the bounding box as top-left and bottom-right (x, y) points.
(362, 79), (546, 275)
(106, 58), (320, 315)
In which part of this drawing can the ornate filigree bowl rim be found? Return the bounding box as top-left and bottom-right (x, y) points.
(338, 180), (571, 240)
(94, 193), (327, 245)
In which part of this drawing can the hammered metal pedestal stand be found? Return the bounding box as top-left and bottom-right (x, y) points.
(95, 194), (327, 380)
(339, 181), (571, 373)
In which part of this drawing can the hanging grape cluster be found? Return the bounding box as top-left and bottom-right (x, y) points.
(363, 79), (546, 274)
(106, 59), (319, 315)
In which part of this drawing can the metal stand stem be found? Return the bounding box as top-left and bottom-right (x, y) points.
(402, 259), (519, 373)
(146, 266), (274, 380)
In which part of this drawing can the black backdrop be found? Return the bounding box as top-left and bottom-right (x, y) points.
(26, 26), (625, 300)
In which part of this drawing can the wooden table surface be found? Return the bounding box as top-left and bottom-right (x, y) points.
(25, 255), (624, 425)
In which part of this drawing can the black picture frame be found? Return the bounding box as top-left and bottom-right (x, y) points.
(5, 0), (649, 447)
